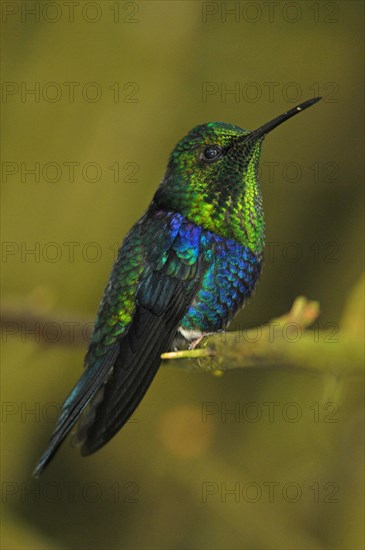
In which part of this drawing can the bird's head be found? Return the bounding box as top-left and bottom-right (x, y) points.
(154, 98), (321, 253)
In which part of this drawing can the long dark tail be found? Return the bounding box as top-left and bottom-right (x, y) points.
(32, 344), (119, 478)
(33, 268), (200, 474)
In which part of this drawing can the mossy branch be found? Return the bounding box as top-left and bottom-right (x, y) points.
(2, 278), (363, 377)
(161, 295), (363, 376)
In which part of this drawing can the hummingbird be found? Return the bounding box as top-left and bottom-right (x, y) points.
(33, 97), (321, 477)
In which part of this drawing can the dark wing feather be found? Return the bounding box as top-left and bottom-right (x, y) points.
(81, 216), (204, 454)
(81, 276), (193, 455)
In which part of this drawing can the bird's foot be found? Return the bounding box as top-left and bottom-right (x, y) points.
(188, 332), (213, 349)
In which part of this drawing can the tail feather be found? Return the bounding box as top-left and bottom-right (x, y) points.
(32, 344), (119, 478)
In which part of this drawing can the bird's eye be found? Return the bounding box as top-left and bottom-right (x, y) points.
(202, 145), (222, 163)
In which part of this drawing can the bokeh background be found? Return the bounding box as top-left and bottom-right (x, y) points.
(1, 1), (364, 548)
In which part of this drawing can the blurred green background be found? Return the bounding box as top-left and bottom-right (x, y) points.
(1, 1), (364, 549)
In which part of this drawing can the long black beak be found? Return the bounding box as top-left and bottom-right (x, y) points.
(242, 97), (322, 143)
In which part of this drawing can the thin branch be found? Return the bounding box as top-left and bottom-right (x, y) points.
(161, 297), (362, 376)
(1, 296), (363, 376)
